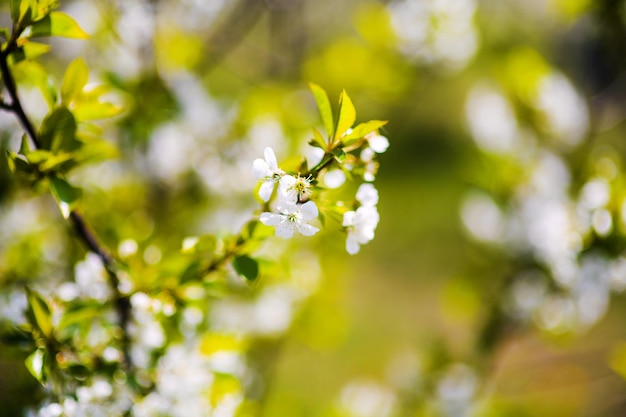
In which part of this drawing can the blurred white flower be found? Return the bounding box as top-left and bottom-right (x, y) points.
(260, 201), (320, 239)
(356, 183), (379, 207)
(366, 132), (390, 153)
(252, 147), (284, 201)
(323, 169), (346, 189)
(343, 206), (380, 255)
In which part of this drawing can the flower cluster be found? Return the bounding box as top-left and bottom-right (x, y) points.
(255, 147), (320, 239)
(253, 136), (386, 254)
(343, 184), (381, 255)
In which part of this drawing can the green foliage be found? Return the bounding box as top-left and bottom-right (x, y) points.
(233, 255), (259, 282)
(29, 12), (88, 39)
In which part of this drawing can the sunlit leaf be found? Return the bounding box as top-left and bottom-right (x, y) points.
(24, 349), (46, 385)
(30, 12), (89, 39)
(61, 57), (89, 105)
(21, 41), (51, 58)
(334, 89), (356, 141)
(49, 176), (81, 207)
(39, 107), (79, 152)
(309, 82), (334, 139)
(25, 287), (54, 340)
(19, 134), (30, 155)
(233, 255), (259, 282)
(73, 101), (123, 121)
(342, 120), (388, 145)
(12, 60), (56, 108)
(310, 127), (326, 149)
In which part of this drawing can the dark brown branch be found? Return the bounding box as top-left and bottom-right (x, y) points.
(0, 52), (41, 149)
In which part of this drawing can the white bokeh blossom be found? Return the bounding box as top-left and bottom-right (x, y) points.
(356, 183), (379, 207)
(365, 132), (390, 154)
(253, 147), (284, 201)
(343, 206), (380, 255)
(260, 201), (320, 239)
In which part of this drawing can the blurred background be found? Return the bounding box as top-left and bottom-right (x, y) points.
(3, 0), (626, 416)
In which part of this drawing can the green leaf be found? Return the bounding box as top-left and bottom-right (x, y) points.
(0, 27), (11, 41)
(6, 151), (33, 175)
(25, 287), (54, 340)
(334, 90), (356, 141)
(233, 255), (259, 282)
(24, 349), (46, 385)
(11, 0), (32, 25)
(10, 0), (22, 22)
(19, 134), (30, 155)
(61, 57), (89, 105)
(49, 176), (81, 208)
(38, 152), (75, 172)
(39, 107), (79, 152)
(12, 60), (56, 108)
(310, 127), (326, 149)
(21, 41), (51, 59)
(309, 83), (334, 139)
(342, 120), (388, 145)
(73, 101), (123, 121)
(57, 302), (107, 332)
(30, 11), (89, 39)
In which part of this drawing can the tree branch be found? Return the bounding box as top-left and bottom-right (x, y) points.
(0, 41), (133, 373)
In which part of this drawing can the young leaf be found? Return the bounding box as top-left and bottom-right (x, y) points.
(24, 349), (46, 385)
(342, 120), (388, 145)
(233, 255), (259, 282)
(25, 287), (54, 340)
(61, 57), (89, 105)
(22, 41), (51, 59)
(309, 83), (334, 139)
(10, 0), (22, 22)
(19, 134), (30, 155)
(310, 127), (326, 149)
(39, 107), (79, 152)
(334, 90), (356, 141)
(30, 12), (89, 39)
(49, 176), (81, 218)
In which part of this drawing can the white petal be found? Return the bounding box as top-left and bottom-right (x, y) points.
(346, 234), (360, 255)
(343, 211), (356, 227)
(299, 201), (319, 220)
(323, 169), (346, 189)
(277, 200), (298, 214)
(260, 212), (282, 226)
(356, 183), (379, 207)
(275, 222), (295, 239)
(297, 222), (319, 236)
(264, 147), (278, 170)
(360, 147), (375, 162)
(278, 175), (298, 203)
(259, 181), (275, 202)
(280, 175), (296, 188)
(368, 134), (389, 153)
(253, 158), (270, 178)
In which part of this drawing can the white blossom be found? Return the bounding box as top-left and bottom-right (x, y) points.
(366, 132), (390, 153)
(279, 174), (312, 203)
(343, 206), (380, 255)
(260, 201), (320, 239)
(356, 183), (379, 207)
(252, 147), (284, 201)
(360, 148), (379, 182)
